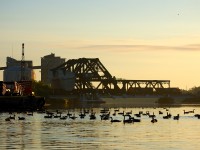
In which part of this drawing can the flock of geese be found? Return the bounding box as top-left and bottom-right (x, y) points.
(4, 107), (200, 124)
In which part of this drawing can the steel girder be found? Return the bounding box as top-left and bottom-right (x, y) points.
(51, 58), (171, 95)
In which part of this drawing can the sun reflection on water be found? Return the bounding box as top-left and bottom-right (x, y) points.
(0, 106), (200, 149)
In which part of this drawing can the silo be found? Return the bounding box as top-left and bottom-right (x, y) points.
(41, 53), (65, 85)
(3, 66), (34, 82)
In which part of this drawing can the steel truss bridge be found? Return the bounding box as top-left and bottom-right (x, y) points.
(52, 58), (179, 95)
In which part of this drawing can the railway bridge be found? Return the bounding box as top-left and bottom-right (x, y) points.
(51, 58), (180, 96)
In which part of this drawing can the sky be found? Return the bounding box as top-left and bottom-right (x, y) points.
(1, 0), (200, 90)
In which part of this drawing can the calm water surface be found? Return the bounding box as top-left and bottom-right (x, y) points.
(1, 104), (200, 150)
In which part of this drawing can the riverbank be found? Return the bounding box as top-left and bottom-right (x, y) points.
(101, 96), (198, 107)
(46, 95), (200, 108)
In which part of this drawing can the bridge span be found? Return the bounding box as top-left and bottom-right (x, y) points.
(51, 58), (180, 95)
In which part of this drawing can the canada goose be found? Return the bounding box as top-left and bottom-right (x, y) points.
(69, 114), (77, 120)
(183, 110), (189, 114)
(5, 117), (10, 121)
(114, 109), (119, 112)
(37, 110), (46, 114)
(56, 110), (62, 114)
(188, 109), (195, 113)
(79, 112), (86, 119)
(148, 112), (155, 118)
(44, 114), (53, 118)
(54, 114), (61, 118)
(46, 111), (54, 116)
(134, 112), (141, 118)
(194, 114), (200, 117)
(110, 117), (121, 122)
(9, 115), (15, 120)
(90, 113), (96, 120)
(118, 111), (124, 115)
(163, 112), (170, 119)
(139, 111), (143, 113)
(100, 108), (109, 113)
(168, 113), (172, 118)
(151, 117), (158, 123)
(83, 109), (89, 114)
(173, 114), (180, 120)
(60, 116), (67, 120)
(143, 111), (150, 116)
(27, 111), (33, 116)
(67, 110), (72, 117)
(159, 111), (163, 115)
(128, 115), (141, 122)
(123, 115), (133, 124)
(18, 117), (25, 120)
(54, 111), (62, 118)
(126, 110), (132, 115)
(44, 111), (53, 118)
(100, 112), (110, 120)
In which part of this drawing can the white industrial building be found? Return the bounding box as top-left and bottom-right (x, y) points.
(2, 53), (76, 91)
(3, 57), (35, 82)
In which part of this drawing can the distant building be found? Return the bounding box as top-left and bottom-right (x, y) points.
(6, 57), (33, 68)
(51, 69), (75, 91)
(3, 57), (35, 82)
(41, 53), (65, 85)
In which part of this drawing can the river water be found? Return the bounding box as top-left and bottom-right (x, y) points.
(0, 101), (200, 150)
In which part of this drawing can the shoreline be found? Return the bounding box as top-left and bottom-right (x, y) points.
(46, 95), (200, 108)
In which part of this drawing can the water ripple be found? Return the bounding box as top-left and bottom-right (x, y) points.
(0, 107), (200, 149)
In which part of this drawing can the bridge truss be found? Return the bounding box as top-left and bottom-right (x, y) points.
(51, 58), (178, 95)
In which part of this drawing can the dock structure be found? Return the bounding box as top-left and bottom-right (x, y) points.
(51, 58), (179, 96)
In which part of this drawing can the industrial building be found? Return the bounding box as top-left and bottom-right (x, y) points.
(41, 53), (65, 85)
(0, 52), (67, 86)
(3, 57), (35, 82)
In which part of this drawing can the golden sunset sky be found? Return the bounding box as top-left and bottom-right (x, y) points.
(1, 0), (200, 89)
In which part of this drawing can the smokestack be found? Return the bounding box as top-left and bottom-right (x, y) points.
(22, 43), (24, 58)
(21, 43), (25, 80)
